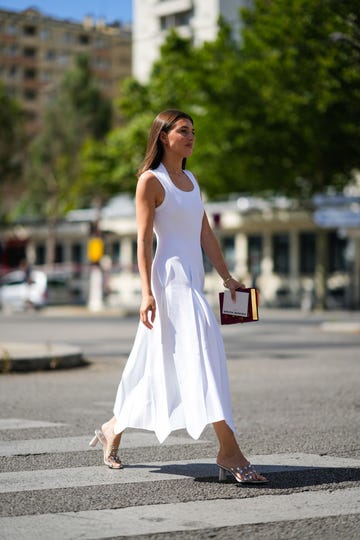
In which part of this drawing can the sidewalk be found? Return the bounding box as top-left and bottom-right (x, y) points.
(0, 341), (86, 373)
(1, 305), (359, 373)
(40, 303), (360, 332)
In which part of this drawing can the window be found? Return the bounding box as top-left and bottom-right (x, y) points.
(9, 65), (19, 79)
(8, 44), (18, 56)
(111, 241), (121, 264)
(24, 68), (37, 79)
(175, 9), (193, 26)
(94, 38), (105, 48)
(328, 232), (347, 272)
(40, 29), (51, 40)
(55, 244), (64, 264)
(58, 52), (69, 65)
(35, 245), (45, 265)
(71, 243), (83, 264)
(6, 23), (17, 35)
(94, 57), (110, 69)
(24, 89), (37, 100)
(62, 31), (73, 44)
(46, 50), (56, 61)
(160, 9), (193, 30)
(23, 47), (37, 58)
(78, 34), (90, 45)
(40, 70), (52, 82)
(299, 232), (316, 274)
(248, 235), (263, 277)
(23, 25), (37, 36)
(272, 234), (289, 275)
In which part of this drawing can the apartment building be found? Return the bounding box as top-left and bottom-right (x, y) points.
(133, 0), (250, 81)
(0, 7), (131, 133)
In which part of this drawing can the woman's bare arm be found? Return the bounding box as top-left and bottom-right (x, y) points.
(201, 212), (244, 299)
(135, 172), (163, 328)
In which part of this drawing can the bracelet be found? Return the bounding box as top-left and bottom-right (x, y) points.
(223, 275), (233, 287)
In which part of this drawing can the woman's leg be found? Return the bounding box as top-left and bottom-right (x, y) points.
(102, 416), (122, 448)
(212, 420), (267, 481)
(212, 420), (247, 467)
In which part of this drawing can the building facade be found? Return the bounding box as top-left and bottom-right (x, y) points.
(133, 0), (250, 81)
(0, 7), (131, 133)
(1, 194), (359, 311)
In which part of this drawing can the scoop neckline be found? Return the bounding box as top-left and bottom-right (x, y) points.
(163, 165), (194, 193)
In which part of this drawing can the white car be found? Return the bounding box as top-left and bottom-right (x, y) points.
(0, 269), (48, 311)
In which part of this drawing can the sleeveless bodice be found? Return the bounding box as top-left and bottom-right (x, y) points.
(151, 163), (205, 293)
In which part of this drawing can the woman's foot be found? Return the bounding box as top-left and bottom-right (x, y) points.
(89, 418), (122, 469)
(101, 419), (122, 469)
(216, 451), (268, 483)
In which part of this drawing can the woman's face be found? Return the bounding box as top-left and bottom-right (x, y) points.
(162, 118), (195, 158)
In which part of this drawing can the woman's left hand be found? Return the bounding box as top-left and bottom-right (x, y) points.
(224, 277), (246, 301)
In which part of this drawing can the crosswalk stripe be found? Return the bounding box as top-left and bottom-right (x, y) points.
(0, 419), (65, 430)
(1, 487), (358, 539)
(0, 431), (207, 457)
(1, 453), (359, 494)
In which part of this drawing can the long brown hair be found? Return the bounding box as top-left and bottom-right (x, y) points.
(137, 109), (194, 177)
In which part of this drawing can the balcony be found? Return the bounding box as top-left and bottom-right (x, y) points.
(154, 0), (193, 17)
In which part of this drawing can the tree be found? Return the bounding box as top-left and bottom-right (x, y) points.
(235, 0), (360, 196)
(0, 82), (25, 220)
(21, 55), (112, 266)
(80, 1), (360, 200)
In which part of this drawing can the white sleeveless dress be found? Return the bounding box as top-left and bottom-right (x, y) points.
(113, 163), (235, 443)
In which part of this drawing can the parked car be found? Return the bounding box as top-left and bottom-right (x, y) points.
(0, 269), (48, 311)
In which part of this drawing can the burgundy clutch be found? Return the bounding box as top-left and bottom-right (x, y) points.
(219, 287), (259, 325)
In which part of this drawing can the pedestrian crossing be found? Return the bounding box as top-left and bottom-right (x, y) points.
(1, 488), (359, 540)
(1, 419), (359, 539)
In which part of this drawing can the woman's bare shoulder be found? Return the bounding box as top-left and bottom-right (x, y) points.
(137, 170), (160, 188)
(137, 170), (164, 204)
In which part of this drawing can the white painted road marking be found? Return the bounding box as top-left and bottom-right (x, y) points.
(0, 431), (207, 456)
(1, 453), (359, 493)
(0, 418), (65, 430)
(1, 488), (359, 539)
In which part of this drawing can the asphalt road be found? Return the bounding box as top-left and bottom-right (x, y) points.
(0, 307), (359, 539)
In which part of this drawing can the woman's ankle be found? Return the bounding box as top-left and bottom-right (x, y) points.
(217, 449), (248, 466)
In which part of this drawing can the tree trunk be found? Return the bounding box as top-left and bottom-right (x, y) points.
(314, 229), (327, 310)
(45, 213), (57, 270)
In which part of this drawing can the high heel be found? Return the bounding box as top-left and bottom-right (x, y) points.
(218, 462), (268, 484)
(89, 429), (123, 469)
(218, 466), (227, 482)
(89, 432), (100, 447)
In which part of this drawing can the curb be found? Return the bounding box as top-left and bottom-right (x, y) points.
(320, 322), (360, 334)
(0, 342), (87, 373)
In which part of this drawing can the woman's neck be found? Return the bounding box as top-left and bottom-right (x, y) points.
(162, 157), (183, 175)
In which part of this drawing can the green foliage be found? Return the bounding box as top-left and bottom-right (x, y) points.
(21, 55), (113, 220)
(0, 82), (25, 219)
(61, 54), (112, 139)
(81, 1), (360, 200)
(235, 0), (360, 195)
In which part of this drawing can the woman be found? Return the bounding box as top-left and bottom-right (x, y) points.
(90, 109), (268, 484)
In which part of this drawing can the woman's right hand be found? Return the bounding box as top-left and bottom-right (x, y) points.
(140, 294), (156, 329)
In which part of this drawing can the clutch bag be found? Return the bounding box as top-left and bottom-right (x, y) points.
(219, 287), (259, 325)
